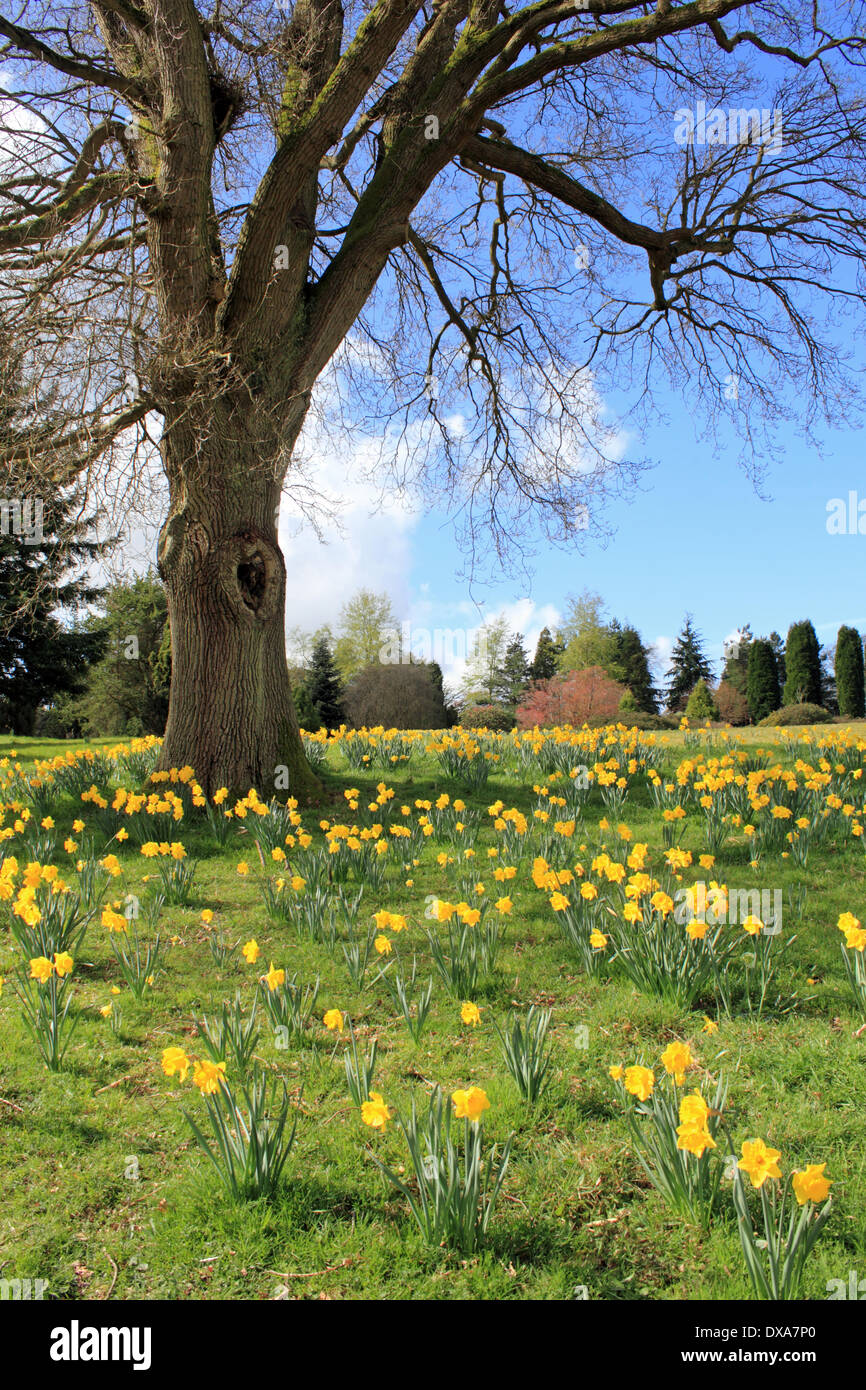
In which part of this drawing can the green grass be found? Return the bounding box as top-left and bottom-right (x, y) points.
(1, 727), (865, 1301)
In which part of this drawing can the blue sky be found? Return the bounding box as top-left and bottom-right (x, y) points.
(412, 410), (866, 672)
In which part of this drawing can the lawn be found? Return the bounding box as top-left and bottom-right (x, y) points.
(0, 723), (864, 1302)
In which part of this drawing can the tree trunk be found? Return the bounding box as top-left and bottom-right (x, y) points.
(155, 412), (320, 801)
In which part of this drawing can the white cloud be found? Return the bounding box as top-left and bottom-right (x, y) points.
(280, 413), (422, 637)
(396, 595), (562, 688)
(650, 634), (674, 680)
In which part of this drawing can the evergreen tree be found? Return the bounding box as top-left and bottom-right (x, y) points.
(768, 632), (786, 686)
(607, 622), (658, 713)
(835, 626), (865, 717)
(782, 620), (823, 706)
(501, 634), (530, 705)
(0, 331), (109, 733)
(529, 626), (564, 681)
(292, 681), (322, 732)
(307, 635), (345, 729)
(428, 661), (458, 726)
(721, 624), (753, 695)
(685, 678), (719, 721)
(746, 639), (781, 721)
(663, 616), (713, 712)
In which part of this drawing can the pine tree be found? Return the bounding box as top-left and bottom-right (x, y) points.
(307, 635), (345, 729)
(501, 634), (530, 705)
(746, 639), (781, 721)
(607, 622), (658, 713)
(529, 626), (564, 681)
(835, 626), (865, 717)
(782, 621), (823, 706)
(664, 616), (713, 712)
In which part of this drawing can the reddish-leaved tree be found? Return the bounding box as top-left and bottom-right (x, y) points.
(517, 666), (625, 728)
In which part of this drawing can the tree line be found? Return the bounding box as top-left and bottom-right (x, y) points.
(2, 510), (863, 736)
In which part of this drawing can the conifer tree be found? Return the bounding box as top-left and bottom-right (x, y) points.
(746, 640), (781, 722)
(721, 625), (753, 695)
(501, 634), (530, 705)
(529, 627), (564, 682)
(664, 617), (713, 712)
(782, 621), (823, 706)
(307, 635), (345, 730)
(835, 626), (865, 717)
(607, 622), (658, 713)
(0, 325), (109, 733)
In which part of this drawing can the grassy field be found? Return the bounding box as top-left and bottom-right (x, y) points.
(1, 724), (864, 1302)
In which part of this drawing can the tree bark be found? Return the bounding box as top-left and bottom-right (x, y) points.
(155, 407), (320, 800)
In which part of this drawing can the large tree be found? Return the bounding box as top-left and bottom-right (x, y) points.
(0, 320), (108, 733)
(782, 619), (823, 706)
(529, 626), (564, 682)
(76, 571), (171, 735)
(501, 632), (530, 705)
(606, 620), (657, 713)
(664, 615), (712, 711)
(835, 624), (865, 718)
(746, 637), (781, 721)
(558, 591), (617, 674)
(4, 1), (866, 792)
(335, 588), (398, 679)
(720, 624), (752, 696)
(459, 614), (510, 705)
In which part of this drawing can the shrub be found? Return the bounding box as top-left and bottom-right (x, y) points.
(516, 666), (626, 728)
(460, 704), (514, 731)
(344, 662), (449, 729)
(614, 711), (678, 730)
(759, 703), (831, 726)
(715, 679), (750, 726)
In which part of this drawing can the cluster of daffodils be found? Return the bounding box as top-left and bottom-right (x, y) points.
(29, 952), (74, 982)
(162, 1046), (226, 1094)
(838, 910), (866, 951)
(610, 1040), (835, 1297)
(361, 1084), (491, 1131)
